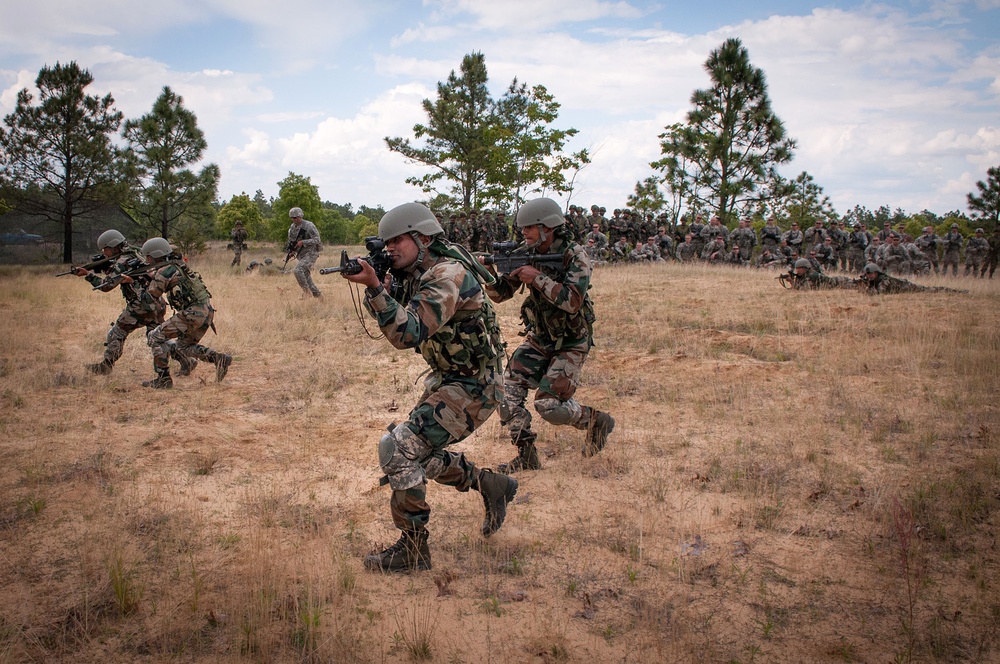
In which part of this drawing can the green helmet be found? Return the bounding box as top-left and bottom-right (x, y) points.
(794, 258), (811, 269)
(863, 262), (883, 275)
(377, 202), (443, 241)
(97, 229), (126, 249)
(516, 198), (565, 229)
(141, 237), (173, 259)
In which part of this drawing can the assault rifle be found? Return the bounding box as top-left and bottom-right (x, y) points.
(319, 236), (393, 283)
(55, 254), (112, 277)
(92, 257), (153, 290)
(776, 270), (797, 289)
(481, 241), (566, 276)
(282, 226), (308, 270)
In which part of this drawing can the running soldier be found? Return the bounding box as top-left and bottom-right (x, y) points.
(287, 207), (323, 298)
(483, 198), (615, 473)
(340, 202), (517, 572)
(230, 221), (248, 266)
(139, 238), (232, 389)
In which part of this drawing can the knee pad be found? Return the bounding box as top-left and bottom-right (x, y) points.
(378, 425), (426, 491)
(147, 326), (166, 348)
(534, 396), (580, 426)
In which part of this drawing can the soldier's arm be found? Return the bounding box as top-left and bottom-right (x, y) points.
(301, 223), (321, 249)
(366, 262), (466, 351)
(528, 246), (590, 314)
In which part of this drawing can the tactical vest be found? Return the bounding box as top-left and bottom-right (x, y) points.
(161, 260), (211, 310)
(518, 241), (596, 350)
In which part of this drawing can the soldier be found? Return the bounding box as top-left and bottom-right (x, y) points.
(688, 214), (707, 256)
(730, 218), (757, 261)
(964, 228), (989, 276)
(700, 215), (729, 245)
(814, 235), (838, 272)
(610, 236), (631, 262)
(865, 236), (883, 266)
(340, 202), (517, 572)
(831, 221), (850, 270)
(674, 234), (696, 262)
(759, 216), (782, 251)
(782, 222), (803, 255)
(256, 257), (281, 277)
(483, 198), (615, 473)
(803, 219), (827, 248)
(982, 226), (1000, 279)
(859, 262), (965, 294)
(230, 221), (248, 266)
(776, 238), (794, 265)
(723, 244), (746, 266)
(75, 229), (193, 377)
(876, 221), (894, 243)
(139, 238), (232, 389)
(641, 236), (663, 261)
(780, 258), (856, 290)
(754, 247), (786, 269)
(914, 226), (942, 274)
(701, 235), (728, 263)
(846, 222), (870, 273)
(584, 223), (609, 257)
(941, 223), (964, 276)
(655, 226), (675, 260)
(287, 207), (323, 298)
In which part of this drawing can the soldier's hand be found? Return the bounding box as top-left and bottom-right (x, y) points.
(342, 257), (380, 288)
(510, 265), (541, 285)
(119, 275), (134, 284)
(295, 240), (304, 249)
(73, 267), (88, 277)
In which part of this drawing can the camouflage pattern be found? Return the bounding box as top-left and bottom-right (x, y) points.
(964, 235), (989, 276)
(914, 231), (941, 273)
(941, 230), (964, 276)
(861, 272), (965, 295)
(782, 226), (804, 253)
(759, 219), (782, 251)
(230, 225), (248, 266)
(288, 218), (323, 297)
(803, 222), (827, 248)
(145, 261), (225, 372)
(364, 246), (504, 532)
(982, 229), (1000, 278)
(730, 222), (757, 261)
(782, 269), (856, 290)
(676, 236), (697, 261)
(701, 236), (728, 262)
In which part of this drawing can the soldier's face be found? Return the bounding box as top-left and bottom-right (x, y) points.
(385, 233), (422, 269)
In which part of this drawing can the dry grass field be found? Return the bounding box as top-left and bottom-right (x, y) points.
(1, 246), (998, 663)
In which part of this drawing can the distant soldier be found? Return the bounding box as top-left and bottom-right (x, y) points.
(610, 236), (631, 262)
(879, 232), (910, 274)
(140, 238), (232, 389)
(982, 226), (1000, 279)
(803, 219), (827, 248)
(723, 244), (746, 266)
(655, 226), (675, 260)
(858, 262), (965, 295)
(286, 207), (323, 298)
(688, 214), (707, 256)
(964, 228), (989, 277)
(782, 222), (804, 254)
(864, 236), (883, 266)
(831, 221), (850, 270)
(914, 226), (942, 274)
(846, 222), (870, 273)
(759, 216), (782, 251)
(701, 235), (728, 263)
(814, 236), (838, 272)
(700, 215), (729, 245)
(230, 221), (248, 266)
(780, 258), (856, 290)
(584, 224), (609, 254)
(904, 240), (930, 275)
(754, 247), (786, 269)
(641, 236), (664, 261)
(941, 223), (964, 276)
(876, 221), (894, 243)
(675, 234), (697, 262)
(730, 218), (757, 261)
(776, 238), (794, 265)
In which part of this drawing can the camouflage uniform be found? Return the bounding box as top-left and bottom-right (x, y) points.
(701, 237), (728, 263)
(784, 269), (857, 290)
(830, 223), (850, 270)
(230, 223), (248, 266)
(914, 231), (941, 274)
(144, 254), (231, 387)
(288, 216), (323, 297)
(861, 271), (964, 295)
(84, 244), (182, 375)
(759, 220), (782, 251)
(846, 226), (870, 273)
(730, 221), (757, 261)
(782, 226), (804, 254)
(486, 223), (611, 467)
(675, 236), (697, 262)
(941, 229), (964, 276)
(803, 222), (827, 248)
(964, 232), (989, 276)
(982, 228), (1000, 278)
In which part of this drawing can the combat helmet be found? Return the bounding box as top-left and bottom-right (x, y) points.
(794, 258), (811, 269)
(97, 229), (127, 250)
(378, 202), (443, 241)
(288, 207), (304, 219)
(862, 263), (883, 275)
(141, 237), (173, 259)
(515, 198), (565, 229)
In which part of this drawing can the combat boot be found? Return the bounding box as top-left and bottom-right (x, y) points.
(497, 442), (541, 474)
(478, 469), (517, 537)
(214, 353), (232, 382)
(86, 360), (113, 375)
(363, 530), (431, 572)
(175, 355), (197, 377)
(583, 410), (615, 457)
(142, 370), (172, 389)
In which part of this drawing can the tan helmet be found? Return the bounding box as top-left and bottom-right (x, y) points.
(288, 207), (304, 219)
(97, 229), (126, 249)
(515, 198), (564, 229)
(377, 202), (443, 241)
(863, 262), (883, 275)
(794, 258), (811, 269)
(141, 237), (173, 259)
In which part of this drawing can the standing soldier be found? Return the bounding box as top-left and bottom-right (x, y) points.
(941, 223), (964, 276)
(803, 219), (827, 248)
(846, 222), (870, 273)
(483, 198), (615, 473)
(75, 229), (193, 377)
(831, 221), (850, 270)
(688, 214), (707, 257)
(287, 207), (323, 298)
(731, 218), (757, 262)
(230, 221), (248, 266)
(782, 222), (804, 255)
(914, 226), (942, 274)
(964, 228), (989, 277)
(759, 216), (782, 252)
(139, 238), (232, 389)
(340, 202), (517, 572)
(982, 226), (1000, 279)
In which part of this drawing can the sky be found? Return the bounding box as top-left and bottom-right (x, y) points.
(1, 0), (998, 217)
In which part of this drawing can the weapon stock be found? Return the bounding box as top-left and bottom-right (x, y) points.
(55, 254), (112, 277)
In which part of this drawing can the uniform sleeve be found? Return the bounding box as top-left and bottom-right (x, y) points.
(366, 263), (466, 350)
(302, 222), (322, 249)
(529, 246), (591, 314)
(145, 266), (176, 299)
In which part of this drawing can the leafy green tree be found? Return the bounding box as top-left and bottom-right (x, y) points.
(778, 172), (838, 227)
(270, 172), (323, 240)
(122, 86), (219, 242)
(626, 176), (668, 220)
(386, 52), (493, 210)
(0, 61), (124, 262)
(216, 193), (266, 240)
(484, 79), (589, 210)
(253, 189), (272, 219)
(655, 38), (796, 224)
(967, 165), (1000, 229)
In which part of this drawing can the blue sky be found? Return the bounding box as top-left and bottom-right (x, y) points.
(1, 0), (998, 216)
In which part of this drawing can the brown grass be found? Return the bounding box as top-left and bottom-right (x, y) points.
(1, 251), (998, 662)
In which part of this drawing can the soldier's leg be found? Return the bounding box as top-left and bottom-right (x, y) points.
(499, 341), (550, 471)
(145, 316), (186, 388)
(294, 253), (322, 297)
(89, 310), (143, 374)
(172, 308), (231, 381)
(532, 347), (616, 456)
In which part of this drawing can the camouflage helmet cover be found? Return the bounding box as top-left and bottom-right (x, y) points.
(288, 207), (304, 219)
